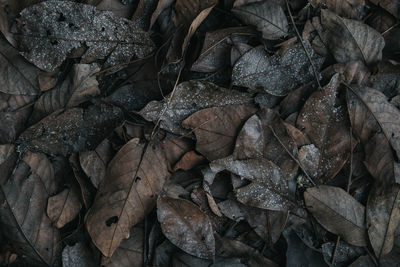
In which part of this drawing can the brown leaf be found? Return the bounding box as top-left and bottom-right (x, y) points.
(86, 138), (168, 257)
(232, 42), (324, 96)
(166, 0), (217, 63)
(149, 0), (174, 28)
(367, 9), (397, 33)
(131, 0), (158, 30)
(157, 195), (215, 259)
(211, 156), (291, 211)
(173, 151), (207, 171)
(80, 139), (113, 188)
(182, 104), (257, 160)
(47, 186), (82, 228)
(346, 86), (400, 158)
(161, 137), (195, 168)
(0, 36), (39, 95)
(332, 61), (370, 85)
(62, 242), (96, 267)
(304, 185), (367, 246)
(106, 226), (144, 267)
(16, 1), (155, 71)
(96, 0), (136, 18)
(298, 144), (321, 179)
(139, 80), (252, 135)
(297, 74), (354, 182)
(191, 27), (254, 73)
(321, 9), (385, 65)
(370, 0), (399, 18)
(30, 63), (100, 123)
(0, 150), (61, 266)
(232, 1), (288, 40)
(364, 133), (400, 258)
(233, 114), (264, 159)
(309, 0), (365, 19)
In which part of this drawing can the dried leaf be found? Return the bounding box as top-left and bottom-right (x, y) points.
(211, 156), (291, 211)
(232, 1), (288, 40)
(80, 139), (113, 188)
(321, 241), (365, 266)
(140, 80), (252, 135)
(86, 138), (168, 257)
(182, 104), (257, 160)
(96, 0), (136, 18)
(47, 186), (82, 228)
(18, 105), (124, 156)
(29, 63), (100, 123)
(16, 1), (155, 71)
(298, 144), (321, 179)
(232, 42), (324, 96)
(233, 114), (264, 159)
(347, 86), (400, 158)
(367, 9), (397, 33)
(157, 195), (215, 259)
(161, 137), (195, 168)
(0, 36), (39, 95)
(304, 185), (367, 246)
(321, 9), (385, 65)
(131, 0), (158, 30)
(173, 151), (207, 171)
(62, 242), (96, 267)
(370, 0), (399, 18)
(309, 0), (365, 19)
(191, 27), (254, 73)
(0, 151), (61, 266)
(297, 74), (354, 182)
(150, 0), (174, 28)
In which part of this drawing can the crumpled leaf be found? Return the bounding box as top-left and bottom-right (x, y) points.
(0, 150), (61, 266)
(218, 199), (288, 244)
(347, 86), (400, 158)
(297, 74), (354, 182)
(62, 242), (96, 267)
(309, 0), (365, 19)
(157, 195), (215, 259)
(29, 63), (100, 124)
(211, 156), (291, 211)
(0, 36), (39, 95)
(86, 138), (168, 258)
(47, 186), (82, 229)
(139, 80), (252, 135)
(17, 104), (124, 156)
(304, 185), (367, 246)
(191, 27), (254, 73)
(182, 104), (257, 160)
(232, 42), (324, 96)
(79, 139), (113, 188)
(232, 1), (288, 40)
(364, 133), (400, 258)
(166, 0), (217, 63)
(16, 1), (155, 71)
(321, 9), (385, 65)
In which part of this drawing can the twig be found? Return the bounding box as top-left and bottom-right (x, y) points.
(93, 53), (154, 76)
(285, 0), (322, 90)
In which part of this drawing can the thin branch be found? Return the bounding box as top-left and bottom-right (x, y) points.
(285, 0), (322, 89)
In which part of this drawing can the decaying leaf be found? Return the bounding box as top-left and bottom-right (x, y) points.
(321, 241), (365, 266)
(17, 104), (124, 156)
(62, 242), (96, 267)
(86, 138), (168, 257)
(0, 36), (39, 95)
(16, 1), (155, 71)
(173, 151), (207, 171)
(47, 186), (82, 228)
(232, 1), (288, 40)
(211, 156), (291, 211)
(0, 150), (61, 266)
(157, 195), (215, 259)
(232, 42), (324, 96)
(139, 80), (252, 135)
(29, 63), (100, 123)
(370, 0), (399, 18)
(297, 74), (354, 182)
(309, 0), (365, 19)
(182, 104), (257, 160)
(304, 185), (367, 246)
(321, 9), (385, 65)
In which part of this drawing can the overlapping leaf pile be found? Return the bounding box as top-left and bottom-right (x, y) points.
(0, 0), (399, 266)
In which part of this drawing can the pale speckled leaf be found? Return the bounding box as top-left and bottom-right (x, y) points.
(211, 156), (291, 211)
(321, 9), (385, 65)
(62, 242), (96, 267)
(232, 1), (288, 40)
(232, 42), (324, 96)
(157, 195), (215, 259)
(304, 185), (367, 246)
(16, 1), (155, 71)
(86, 138), (168, 258)
(139, 80), (252, 135)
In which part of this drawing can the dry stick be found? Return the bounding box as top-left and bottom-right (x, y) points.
(331, 127), (354, 265)
(285, 0), (322, 90)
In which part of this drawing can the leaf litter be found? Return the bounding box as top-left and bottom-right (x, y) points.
(0, 0), (400, 266)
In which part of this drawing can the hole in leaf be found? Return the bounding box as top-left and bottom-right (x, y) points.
(68, 23), (74, 28)
(51, 40), (59, 46)
(105, 216), (119, 226)
(135, 176), (141, 183)
(58, 13), (66, 22)
(101, 27), (105, 32)
(46, 30), (51, 36)
(201, 235), (206, 241)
